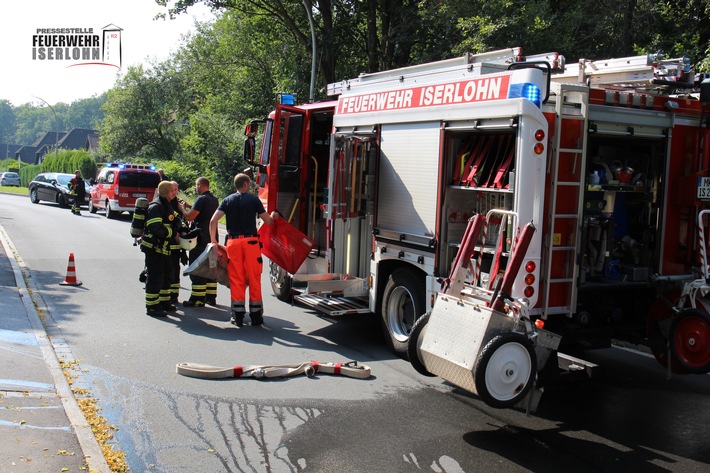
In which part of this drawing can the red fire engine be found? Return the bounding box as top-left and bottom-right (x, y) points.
(245, 48), (710, 390)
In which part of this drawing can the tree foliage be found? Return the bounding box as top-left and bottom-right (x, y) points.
(98, 63), (189, 161)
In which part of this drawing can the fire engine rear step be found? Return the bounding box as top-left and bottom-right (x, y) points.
(293, 294), (370, 316)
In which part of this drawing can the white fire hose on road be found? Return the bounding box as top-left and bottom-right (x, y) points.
(176, 360), (372, 380)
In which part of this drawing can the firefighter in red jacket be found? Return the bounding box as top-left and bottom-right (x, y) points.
(209, 173), (279, 326)
(69, 170), (86, 215)
(141, 181), (180, 317)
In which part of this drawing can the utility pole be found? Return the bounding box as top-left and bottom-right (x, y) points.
(32, 95), (59, 160)
(303, 0), (316, 103)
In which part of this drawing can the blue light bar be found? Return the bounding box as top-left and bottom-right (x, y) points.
(508, 83), (542, 108)
(279, 94), (295, 105)
(149, 165), (156, 171)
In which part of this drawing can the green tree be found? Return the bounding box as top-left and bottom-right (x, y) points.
(0, 100), (17, 145)
(64, 95), (106, 130)
(449, 0), (710, 71)
(99, 63), (188, 160)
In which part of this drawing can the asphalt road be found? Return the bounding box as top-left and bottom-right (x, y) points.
(1, 192), (709, 473)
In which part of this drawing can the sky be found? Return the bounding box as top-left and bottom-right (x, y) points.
(0, 0), (215, 107)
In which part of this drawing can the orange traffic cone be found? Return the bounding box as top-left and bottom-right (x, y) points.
(59, 253), (83, 286)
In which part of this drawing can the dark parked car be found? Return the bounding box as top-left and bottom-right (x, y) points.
(0, 172), (21, 187)
(28, 173), (90, 208)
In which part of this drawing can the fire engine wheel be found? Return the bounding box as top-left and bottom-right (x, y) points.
(381, 269), (426, 359)
(407, 312), (435, 377)
(105, 201), (118, 219)
(473, 333), (537, 409)
(669, 308), (710, 374)
(647, 289), (686, 374)
(269, 261), (292, 302)
(88, 199), (97, 214)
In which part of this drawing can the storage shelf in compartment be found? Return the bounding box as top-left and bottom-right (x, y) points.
(449, 185), (513, 193)
(586, 184), (647, 193)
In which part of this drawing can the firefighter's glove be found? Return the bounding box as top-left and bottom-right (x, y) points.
(180, 250), (188, 266)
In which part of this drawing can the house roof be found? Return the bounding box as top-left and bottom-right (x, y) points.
(31, 131), (67, 148)
(13, 129), (100, 164)
(0, 143), (23, 160)
(57, 128), (98, 150)
(15, 146), (37, 164)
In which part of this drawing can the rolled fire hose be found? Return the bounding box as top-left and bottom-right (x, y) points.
(176, 360), (372, 380)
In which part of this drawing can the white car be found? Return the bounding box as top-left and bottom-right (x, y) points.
(0, 172), (21, 187)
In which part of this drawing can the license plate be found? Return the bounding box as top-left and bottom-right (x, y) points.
(698, 177), (710, 199)
(133, 193), (147, 198)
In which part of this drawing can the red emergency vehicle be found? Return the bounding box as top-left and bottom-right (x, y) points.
(89, 163), (161, 218)
(245, 48), (710, 378)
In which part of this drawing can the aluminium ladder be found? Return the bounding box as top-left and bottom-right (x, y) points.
(541, 82), (590, 318)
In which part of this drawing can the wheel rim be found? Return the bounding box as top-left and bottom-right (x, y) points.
(30, 190), (37, 202)
(484, 341), (533, 402)
(269, 261), (284, 285)
(386, 286), (416, 342)
(672, 313), (710, 370)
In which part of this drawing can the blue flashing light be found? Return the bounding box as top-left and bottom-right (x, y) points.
(106, 163), (115, 168)
(118, 163), (126, 169)
(149, 165), (156, 171)
(279, 93), (296, 105)
(508, 83), (542, 108)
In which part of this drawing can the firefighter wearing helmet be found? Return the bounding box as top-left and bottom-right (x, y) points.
(140, 180), (180, 317)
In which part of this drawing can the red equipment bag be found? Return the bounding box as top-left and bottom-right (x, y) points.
(258, 218), (315, 274)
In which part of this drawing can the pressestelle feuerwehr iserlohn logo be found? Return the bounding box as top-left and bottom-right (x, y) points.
(31, 24), (122, 69)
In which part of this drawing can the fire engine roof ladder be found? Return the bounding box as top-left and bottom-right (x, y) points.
(551, 53), (691, 91)
(542, 82), (590, 318)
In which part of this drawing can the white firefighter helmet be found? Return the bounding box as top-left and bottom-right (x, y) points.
(179, 234), (197, 251)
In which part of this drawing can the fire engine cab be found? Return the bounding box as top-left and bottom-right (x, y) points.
(246, 48), (710, 390)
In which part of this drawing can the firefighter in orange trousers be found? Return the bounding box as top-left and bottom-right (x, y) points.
(141, 181), (180, 317)
(209, 173), (279, 326)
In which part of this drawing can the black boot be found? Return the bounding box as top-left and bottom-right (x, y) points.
(147, 307), (167, 317)
(205, 296), (217, 306)
(161, 301), (177, 312)
(230, 312), (244, 327)
(249, 310), (264, 326)
(182, 297), (205, 307)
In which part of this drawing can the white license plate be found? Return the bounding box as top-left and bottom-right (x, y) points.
(698, 177), (710, 199)
(133, 193), (147, 198)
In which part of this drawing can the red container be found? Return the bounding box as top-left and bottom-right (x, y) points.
(258, 219), (315, 273)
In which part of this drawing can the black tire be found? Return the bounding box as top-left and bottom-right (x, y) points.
(88, 199), (98, 214)
(29, 189), (39, 204)
(381, 268), (426, 358)
(407, 311), (435, 377)
(106, 201), (118, 219)
(57, 193), (68, 208)
(474, 333), (537, 409)
(269, 261), (292, 302)
(669, 308), (710, 374)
